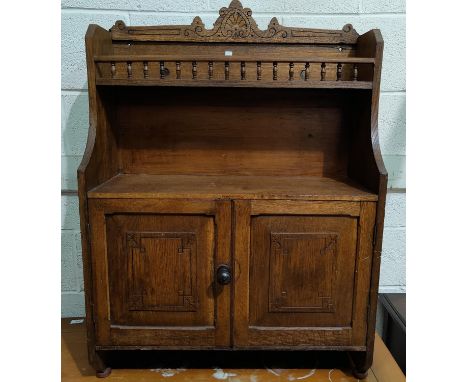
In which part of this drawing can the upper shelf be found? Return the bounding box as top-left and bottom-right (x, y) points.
(89, 1), (378, 89)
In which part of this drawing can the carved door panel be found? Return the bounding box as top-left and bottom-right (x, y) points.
(250, 216), (356, 326)
(88, 199), (231, 347)
(233, 200), (376, 348)
(108, 215), (211, 324)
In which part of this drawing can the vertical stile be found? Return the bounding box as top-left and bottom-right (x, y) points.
(353, 64), (358, 81)
(304, 62), (310, 81)
(336, 63), (343, 81)
(257, 61), (262, 80)
(225, 62), (230, 80)
(273, 62), (278, 80)
(192, 61), (197, 79)
(289, 62), (294, 80)
(111, 62), (116, 78)
(176, 61), (181, 79)
(127, 61), (132, 78)
(321, 63), (326, 81)
(208, 61), (213, 79)
(143, 61), (148, 78)
(241, 61), (246, 80)
(160, 61), (165, 79)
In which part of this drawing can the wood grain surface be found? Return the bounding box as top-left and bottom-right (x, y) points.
(88, 174), (378, 201)
(62, 318), (405, 381)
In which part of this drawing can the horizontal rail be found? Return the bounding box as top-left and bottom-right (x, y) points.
(95, 56), (374, 85)
(96, 78), (373, 89)
(94, 55), (375, 64)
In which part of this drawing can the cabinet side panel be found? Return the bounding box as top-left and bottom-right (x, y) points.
(355, 30), (388, 371)
(78, 24), (118, 367)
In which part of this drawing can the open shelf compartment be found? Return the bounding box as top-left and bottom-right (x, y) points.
(84, 85), (378, 202)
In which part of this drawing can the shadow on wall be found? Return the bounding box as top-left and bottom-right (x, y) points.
(62, 90), (89, 317)
(61, 89), (90, 227)
(62, 90), (89, 191)
(380, 94), (406, 189)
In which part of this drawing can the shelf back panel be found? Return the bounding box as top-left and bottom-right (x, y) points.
(104, 87), (365, 177)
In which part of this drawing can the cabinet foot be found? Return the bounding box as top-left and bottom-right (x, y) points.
(347, 351), (371, 380)
(92, 350), (111, 378)
(351, 368), (368, 380)
(96, 367), (112, 378)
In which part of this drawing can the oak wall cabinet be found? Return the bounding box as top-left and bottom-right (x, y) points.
(78, 1), (387, 378)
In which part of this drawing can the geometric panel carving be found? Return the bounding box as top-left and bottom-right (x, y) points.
(126, 232), (198, 312)
(268, 232), (338, 313)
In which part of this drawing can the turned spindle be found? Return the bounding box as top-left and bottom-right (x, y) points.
(143, 61), (148, 78)
(111, 62), (116, 78)
(321, 63), (326, 81)
(289, 63), (294, 80)
(160, 61), (165, 79)
(127, 62), (132, 78)
(225, 62), (230, 80)
(241, 61), (246, 80)
(336, 63), (342, 81)
(176, 61), (181, 79)
(304, 62), (310, 81)
(208, 61), (213, 79)
(353, 64), (358, 81)
(257, 62), (262, 80)
(273, 62), (278, 80)
(192, 61), (197, 79)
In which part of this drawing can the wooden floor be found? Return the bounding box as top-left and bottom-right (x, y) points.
(62, 318), (405, 382)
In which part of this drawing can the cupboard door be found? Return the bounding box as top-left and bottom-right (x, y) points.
(233, 200), (376, 349)
(88, 199), (231, 348)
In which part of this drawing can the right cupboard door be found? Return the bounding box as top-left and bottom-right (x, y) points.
(233, 200), (376, 349)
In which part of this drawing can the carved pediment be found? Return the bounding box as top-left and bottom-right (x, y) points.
(185, 0), (287, 40)
(111, 0), (359, 44)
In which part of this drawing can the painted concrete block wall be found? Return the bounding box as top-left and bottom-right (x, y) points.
(61, 0), (406, 317)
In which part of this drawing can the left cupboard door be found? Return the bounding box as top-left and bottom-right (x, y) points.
(87, 199), (232, 348)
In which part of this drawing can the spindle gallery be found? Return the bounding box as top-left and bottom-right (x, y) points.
(79, 1), (386, 378)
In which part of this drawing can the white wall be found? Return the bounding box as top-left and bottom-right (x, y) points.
(61, 0), (406, 316)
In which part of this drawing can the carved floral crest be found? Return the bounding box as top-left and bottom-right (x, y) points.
(111, 0), (358, 44)
(185, 0), (288, 40)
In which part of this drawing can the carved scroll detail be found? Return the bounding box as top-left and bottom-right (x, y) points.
(110, 1), (359, 44)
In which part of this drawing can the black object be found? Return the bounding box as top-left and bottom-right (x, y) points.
(216, 265), (232, 285)
(379, 293), (406, 374)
